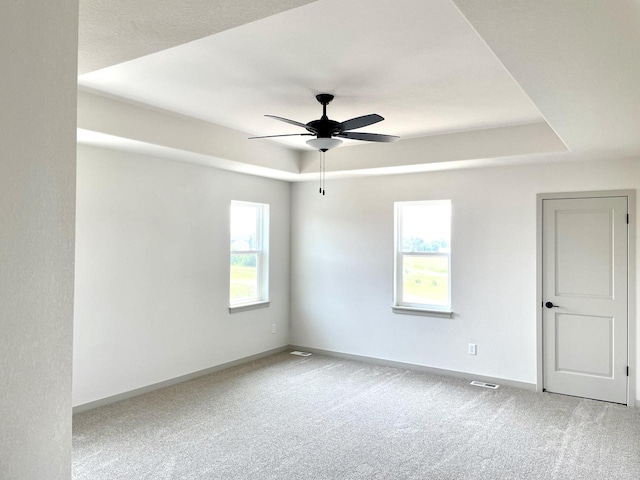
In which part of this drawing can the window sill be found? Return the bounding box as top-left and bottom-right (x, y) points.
(391, 306), (453, 318)
(229, 301), (270, 314)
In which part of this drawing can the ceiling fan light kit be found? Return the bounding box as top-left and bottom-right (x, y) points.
(250, 93), (399, 194)
(306, 137), (343, 151)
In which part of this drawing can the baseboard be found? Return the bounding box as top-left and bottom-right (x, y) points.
(72, 345), (289, 414)
(73, 343), (631, 413)
(289, 345), (537, 392)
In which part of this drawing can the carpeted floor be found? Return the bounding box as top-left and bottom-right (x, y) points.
(73, 352), (640, 479)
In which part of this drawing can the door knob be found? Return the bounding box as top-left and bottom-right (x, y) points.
(545, 301), (560, 309)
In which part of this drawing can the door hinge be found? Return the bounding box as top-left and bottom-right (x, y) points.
(627, 214), (630, 224)
(627, 366), (630, 376)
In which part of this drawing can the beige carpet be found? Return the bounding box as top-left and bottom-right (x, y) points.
(73, 352), (640, 479)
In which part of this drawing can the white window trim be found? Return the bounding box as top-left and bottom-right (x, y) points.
(393, 200), (452, 316)
(391, 306), (453, 318)
(229, 201), (270, 311)
(229, 301), (270, 314)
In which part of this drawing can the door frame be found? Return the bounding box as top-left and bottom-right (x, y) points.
(536, 190), (636, 406)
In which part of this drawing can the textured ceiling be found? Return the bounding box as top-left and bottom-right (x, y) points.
(78, 0), (317, 74)
(452, 0), (640, 157)
(78, 0), (543, 150)
(77, 0), (640, 178)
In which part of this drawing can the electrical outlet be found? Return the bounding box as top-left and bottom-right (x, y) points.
(271, 323), (276, 334)
(468, 343), (477, 355)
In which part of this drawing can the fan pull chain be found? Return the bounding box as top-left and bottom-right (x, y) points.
(318, 151), (326, 195)
(319, 151), (322, 194)
(322, 151), (326, 196)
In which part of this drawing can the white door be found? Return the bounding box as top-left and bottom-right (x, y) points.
(543, 196), (628, 404)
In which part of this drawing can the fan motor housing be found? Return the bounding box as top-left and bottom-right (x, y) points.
(306, 119), (341, 138)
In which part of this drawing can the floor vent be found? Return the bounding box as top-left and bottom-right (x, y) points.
(470, 380), (499, 389)
(290, 351), (312, 357)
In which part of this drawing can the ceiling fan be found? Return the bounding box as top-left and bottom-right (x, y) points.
(249, 93), (400, 151)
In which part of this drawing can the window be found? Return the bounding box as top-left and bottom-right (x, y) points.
(394, 200), (452, 316)
(229, 201), (269, 310)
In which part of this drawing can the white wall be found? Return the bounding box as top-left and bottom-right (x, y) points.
(73, 145), (290, 406)
(290, 157), (640, 401)
(0, 2), (78, 478)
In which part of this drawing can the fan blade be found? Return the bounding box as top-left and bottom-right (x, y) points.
(337, 114), (384, 132)
(337, 132), (400, 143)
(265, 115), (316, 132)
(249, 133), (313, 139)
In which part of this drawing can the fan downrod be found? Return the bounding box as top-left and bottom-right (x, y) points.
(315, 93), (334, 121)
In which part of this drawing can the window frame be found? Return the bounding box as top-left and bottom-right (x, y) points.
(229, 200), (270, 311)
(393, 200), (452, 317)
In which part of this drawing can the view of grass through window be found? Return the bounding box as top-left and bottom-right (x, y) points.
(230, 202), (265, 305)
(397, 200), (451, 309)
(402, 255), (448, 305)
(230, 254), (258, 302)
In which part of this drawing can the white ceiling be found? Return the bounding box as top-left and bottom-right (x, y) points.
(77, 0), (640, 178)
(78, 0), (543, 151)
(78, 0), (317, 74)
